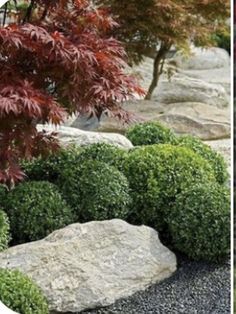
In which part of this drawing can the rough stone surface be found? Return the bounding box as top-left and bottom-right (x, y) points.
(157, 102), (230, 140)
(82, 257), (230, 314)
(154, 75), (229, 108)
(91, 101), (230, 140)
(173, 47), (230, 70)
(65, 51), (230, 140)
(130, 56), (230, 96)
(37, 124), (133, 149)
(0, 220), (177, 313)
(180, 67), (231, 96)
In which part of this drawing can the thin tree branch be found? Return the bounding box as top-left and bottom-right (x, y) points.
(2, 3), (8, 27)
(22, 0), (35, 24)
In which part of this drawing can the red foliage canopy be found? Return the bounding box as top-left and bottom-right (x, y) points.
(0, 0), (143, 187)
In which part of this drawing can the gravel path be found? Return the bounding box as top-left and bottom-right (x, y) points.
(82, 256), (230, 314)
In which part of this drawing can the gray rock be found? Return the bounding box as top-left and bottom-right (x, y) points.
(0, 220), (176, 313)
(95, 101), (230, 140)
(157, 102), (230, 140)
(37, 124), (133, 149)
(180, 67), (231, 96)
(173, 47), (230, 70)
(154, 75), (229, 108)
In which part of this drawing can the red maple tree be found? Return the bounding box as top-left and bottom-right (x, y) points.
(0, 0), (143, 187)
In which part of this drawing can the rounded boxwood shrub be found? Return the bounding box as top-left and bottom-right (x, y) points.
(60, 160), (131, 221)
(4, 181), (74, 244)
(21, 146), (82, 184)
(76, 143), (127, 171)
(212, 32), (230, 55)
(123, 144), (215, 231)
(167, 183), (230, 261)
(126, 121), (177, 146)
(177, 135), (228, 184)
(0, 184), (7, 208)
(0, 268), (49, 314)
(0, 210), (10, 252)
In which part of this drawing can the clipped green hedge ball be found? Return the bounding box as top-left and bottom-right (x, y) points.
(21, 146), (82, 184)
(0, 268), (49, 314)
(60, 160), (131, 221)
(4, 181), (74, 244)
(123, 144), (215, 231)
(76, 143), (127, 171)
(177, 135), (228, 184)
(126, 121), (177, 146)
(167, 183), (230, 261)
(0, 210), (10, 252)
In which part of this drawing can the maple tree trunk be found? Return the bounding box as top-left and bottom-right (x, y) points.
(145, 44), (170, 100)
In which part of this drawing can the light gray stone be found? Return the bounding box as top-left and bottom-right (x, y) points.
(157, 102), (230, 140)
(154, 75), (229, 108)
(180, 67), (231, 96)
(0, 220), (176, 313)
(173, 47), (230, 70)
(37, 124), (133, 149)
(95, 101), (230, 140)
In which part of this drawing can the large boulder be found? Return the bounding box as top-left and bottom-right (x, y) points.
(157, 102), (230, 140)
(91, 101), (230, 140)
(180, 67), (230, 96)
(0, 220), (176, 313)
(37, 124), (133, 149)
(154, 75), (229, 108)
(173, 47), (230, 70)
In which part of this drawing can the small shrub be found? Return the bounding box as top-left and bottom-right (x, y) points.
(4, 181), (74, 244)
(212, 32), (230, 54)
(0, 210), (10, 252)
(0, 184), (7, 208)
(126, 121), (177, 146)
(0, 268), (49, 314)
(76, 143), (127, 171)
(60, 160), (131, 221)
(21, 146), (82, 183)
(123, 144), (215, 231)
(177, 135), (228, 184)
(167, 183), (230, 261)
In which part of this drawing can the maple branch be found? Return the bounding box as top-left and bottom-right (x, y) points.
(145, 42), (171, 100)
(23, 0), (35, 24)
(2, 3), (8, 27)
(40, 7), (48, 21)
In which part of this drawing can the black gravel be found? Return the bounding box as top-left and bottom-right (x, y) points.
(81, 255), (231, 314)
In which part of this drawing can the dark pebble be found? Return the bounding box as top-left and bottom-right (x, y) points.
(81, 255), (230, 314)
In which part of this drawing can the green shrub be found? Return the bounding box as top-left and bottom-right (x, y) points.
(123, 144), (215, 231)
(0, 184), (7, 208)
(177, 135), (228, 184)
(0, 268), (49, 314)
(4, 181), (74, 244)
(76, 143), (127, 171)
(167, 183), (230, 261)
(0, 210), (10, 252)
(21, 146), (82, 183)
(212, 32), (230, 54)
(60, 160), (131, 221)
(126, 121), (177, 146)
